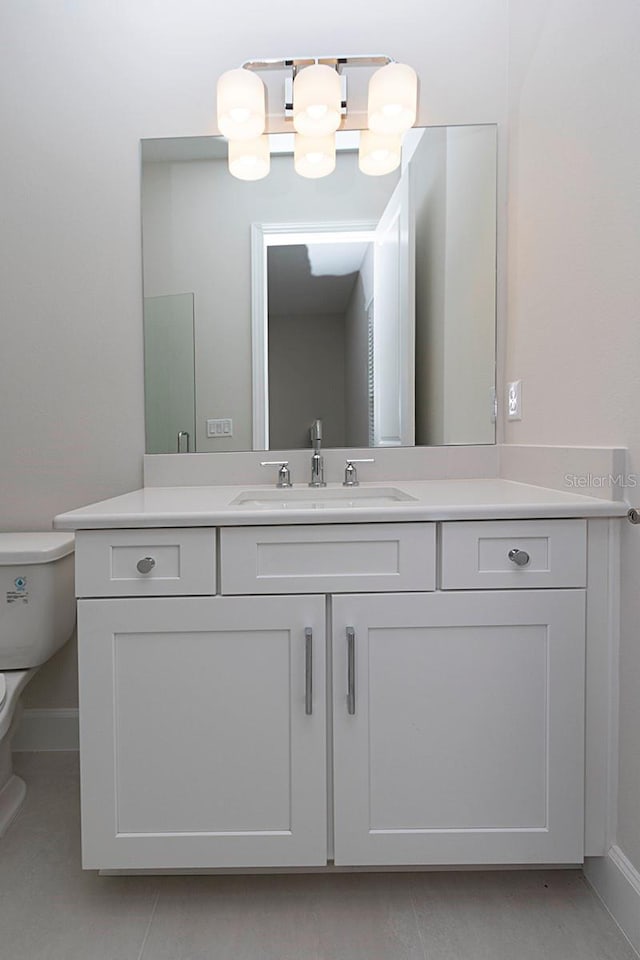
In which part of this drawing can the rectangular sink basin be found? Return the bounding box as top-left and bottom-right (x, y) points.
(229, 486), (418, 510)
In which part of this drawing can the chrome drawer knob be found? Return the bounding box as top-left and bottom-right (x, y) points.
(136, 556), (156, 574)
(508, 548), (530, 567)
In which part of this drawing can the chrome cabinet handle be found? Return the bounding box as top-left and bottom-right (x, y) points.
(305, 628), (313, 715)
(508, 548), (530, 567)
(136, 556), (156, 574)
(346, 626), (356, 715)
(177, 431), (190, 453)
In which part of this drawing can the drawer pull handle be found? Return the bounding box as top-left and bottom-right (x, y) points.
(136, 557), (157, 575)
(508, 548), (530, 567)
(305, 628), (313, 715)
(346, 626), (356, 715)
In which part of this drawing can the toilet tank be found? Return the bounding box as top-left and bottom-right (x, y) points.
(0, 533), (75, 670)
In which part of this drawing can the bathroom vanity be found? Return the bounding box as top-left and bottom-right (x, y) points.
(49, 120), (626, 875)
(55, 478), (625, 872)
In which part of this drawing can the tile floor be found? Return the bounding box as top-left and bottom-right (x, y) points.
(0, 752), (636, 960)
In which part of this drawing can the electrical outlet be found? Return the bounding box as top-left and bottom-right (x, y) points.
(507, 381), (522, 421)
(206, 418), (233, 438)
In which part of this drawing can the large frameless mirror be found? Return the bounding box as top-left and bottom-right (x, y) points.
(141, 124), (497, 453)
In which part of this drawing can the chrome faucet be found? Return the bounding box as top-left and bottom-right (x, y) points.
(260, 460), (292, 488)
(309, 419), (326, 487)
(343, 458), (375, 486)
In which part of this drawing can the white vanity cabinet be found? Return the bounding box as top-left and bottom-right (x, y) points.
(331, 590), (585, 866)
(73, 516), (591, 871)
(77, 593), (327, 870)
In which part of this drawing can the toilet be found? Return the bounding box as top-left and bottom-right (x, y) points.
(0, 532), (75, 836)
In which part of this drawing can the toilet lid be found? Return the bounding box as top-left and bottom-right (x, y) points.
(0, 675), (5, 710)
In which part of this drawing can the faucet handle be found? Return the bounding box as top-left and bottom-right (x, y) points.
(343, 458), (375, 487)
(260, 461), (292, 488)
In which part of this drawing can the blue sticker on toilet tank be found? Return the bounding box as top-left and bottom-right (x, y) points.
(6, 576), (29, 604)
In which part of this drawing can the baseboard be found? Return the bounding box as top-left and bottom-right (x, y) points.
(11, 708), (79, 752)
(585, 846), (640, 956)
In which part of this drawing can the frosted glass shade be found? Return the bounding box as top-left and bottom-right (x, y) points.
(217, 68), (265, 141)
(293, 64), (341, 136)
(294, 133), (336, 178)
(368, 63), (417, 135)
(359, 130), (402, 176)
(228, 136), (270, 180)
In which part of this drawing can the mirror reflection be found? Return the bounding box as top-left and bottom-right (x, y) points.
(141, 124), (497, 453)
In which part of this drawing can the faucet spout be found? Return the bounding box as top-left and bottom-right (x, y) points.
(310, 418), (323, 450)
(310, 451), (326, 487)
(309, 419), (327, 487)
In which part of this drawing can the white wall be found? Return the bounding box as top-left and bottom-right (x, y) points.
(413, 127), (496, 444)
(442, 126), (496, 444)
(0, 0), (507, 699)
(506, 0), (640, 870)
(269, 312), (346, 449)
(144, 293), (196, 454)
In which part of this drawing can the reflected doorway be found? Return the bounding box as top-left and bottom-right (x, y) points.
(267, 239), (374, 450)
(252, 184), (415, 451)
(251, 222), (376, 450)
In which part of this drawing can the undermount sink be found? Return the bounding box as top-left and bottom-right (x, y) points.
(229, 486), (418, 510)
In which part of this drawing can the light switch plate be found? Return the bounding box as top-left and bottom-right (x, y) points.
(207, 418), (233, 438)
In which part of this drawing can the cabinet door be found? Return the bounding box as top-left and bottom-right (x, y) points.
(78, 596), (326, 870)
(332, 591), (585, 866)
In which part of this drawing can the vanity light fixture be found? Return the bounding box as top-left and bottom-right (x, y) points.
(293, 63), (342, 137)
(294, 131), (336, 178)
(228, 135), (271, 181)
(358, 130), (403, 176)
(216, 68), (266, 141)
(367, 62), (418, 134)
(216, 55), (418, 180)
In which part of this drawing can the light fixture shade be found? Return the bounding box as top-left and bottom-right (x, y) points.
(294, 132), (336, 178)
(293, 64), (341, 137)
(228, 136), (270, 180)
(217, 68), (265, 140)
(359, 130), (402, 176)
(368, 62), (417, 135)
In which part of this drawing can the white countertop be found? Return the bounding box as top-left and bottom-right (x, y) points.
(53, 479), (628, 530)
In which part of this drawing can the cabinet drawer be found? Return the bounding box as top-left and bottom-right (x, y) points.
(220, 523), (435, 595)
(75, 528), (216, 597)
(440, 519), (586, 589)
